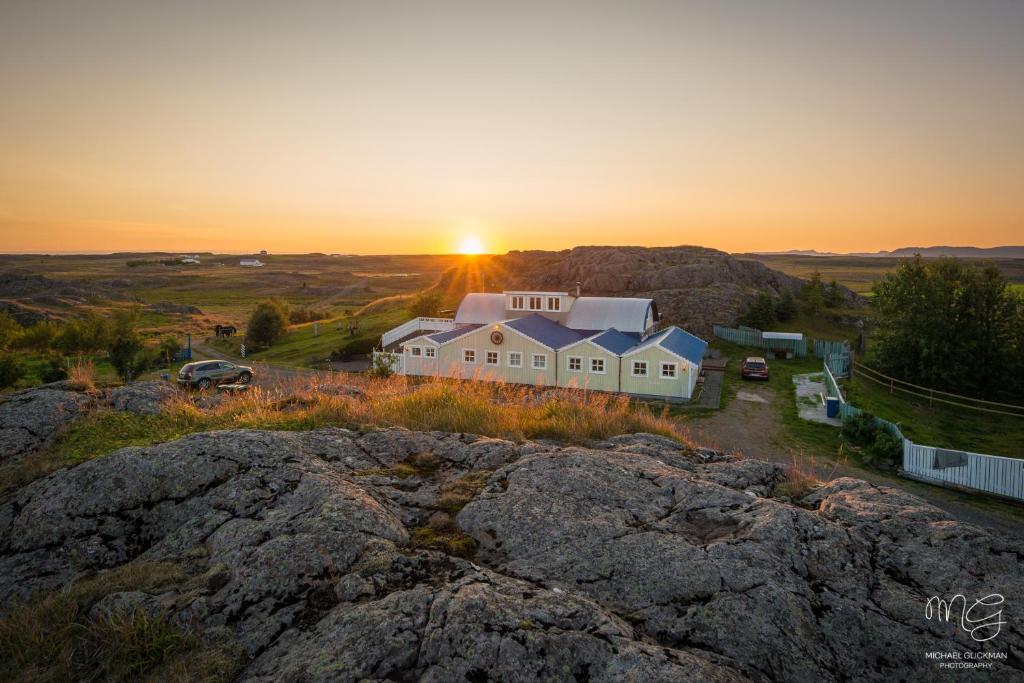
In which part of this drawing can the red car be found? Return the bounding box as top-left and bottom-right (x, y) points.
(741, 357), (769, 380)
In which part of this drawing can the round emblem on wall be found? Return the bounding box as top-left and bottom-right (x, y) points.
(490, 330), (504, 345)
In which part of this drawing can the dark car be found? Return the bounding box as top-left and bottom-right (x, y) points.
(741, 357), (769, 380)
(178, 360), (253, 389)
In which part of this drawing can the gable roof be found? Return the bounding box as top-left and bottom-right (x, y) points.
(454, 293), (507, 324)
(625, 327), (707, 365)
(564, 297), (654, 335)
(588, 328), (641, 355)
(426, 324), (483, 344)
(504, 314), (585, 350)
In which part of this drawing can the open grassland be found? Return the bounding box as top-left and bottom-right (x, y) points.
(739, 254), (1024, 296)
(0, 374), (694, 496)
(841, 372), (1024, 458)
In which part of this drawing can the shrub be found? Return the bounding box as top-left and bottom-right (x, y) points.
(289, 306), (327, 324)
(157, 336), (181, 366)
(107, 310), (152, 383)
(408, 290), (443, 318)
(56, 312), (110, 355)
(871, 430), (903, 467)
(245, 299), (290, 347)
(39, 354), (68, 383)
(0, 311), (22, 349)
(841, 410), (879, 446)
(0, 352), (26, 389)
(10, 322), (59, 351)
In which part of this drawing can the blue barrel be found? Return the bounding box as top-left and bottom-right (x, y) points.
(825, 396), (839, 418)
(161, 372), (170, 381)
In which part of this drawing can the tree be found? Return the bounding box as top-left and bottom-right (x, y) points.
(0, 312), (22, 350)
(776, 290), (798, 322)
(824, 280), (845, 308)
(869, 256), (1018, 395)
(157, 336), (181, 367)
(106, 309), (151, 383)
(56, 312), (109, 355)
(408, 290), (443, 318)
(0, 352), (26, 389)
(245, 299), (290, 347)
(801, 271), (825, 314)
(737, 293), (776, 330)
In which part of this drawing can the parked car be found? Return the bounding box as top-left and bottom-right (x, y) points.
(740, 357), (769, 380)
(178, 360), (253, 389)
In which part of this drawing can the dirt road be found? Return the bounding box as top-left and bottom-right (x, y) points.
(688, 381), (1024, 540)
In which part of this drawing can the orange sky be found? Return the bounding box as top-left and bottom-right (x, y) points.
(1, 1), (1022, 255)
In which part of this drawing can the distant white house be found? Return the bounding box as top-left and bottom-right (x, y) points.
(180, 256), (200, 264)
(240, 259), (264, 267)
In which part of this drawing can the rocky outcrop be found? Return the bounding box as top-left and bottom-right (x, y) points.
(438, 246), (863, 335)
(107, 380), (179, 415)
(1, 428), (1019, 681)
(0, 383), (94, 465)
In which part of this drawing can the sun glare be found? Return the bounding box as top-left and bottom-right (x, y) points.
(458, 236), (484, 255)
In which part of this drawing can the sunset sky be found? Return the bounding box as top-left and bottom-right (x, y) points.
(1, 1), (1022, 255)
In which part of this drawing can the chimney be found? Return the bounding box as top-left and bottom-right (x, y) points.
(575, 281), (581, 297)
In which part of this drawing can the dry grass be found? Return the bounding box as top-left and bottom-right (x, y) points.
(774, 449), (843, 501)
(0, 561), (244, 683)
(66, 358), (97, 391)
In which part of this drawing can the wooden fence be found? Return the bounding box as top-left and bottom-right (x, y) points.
(822, 360), (1024, 501)
(712, 325), (808, 358)
(852, 362), (1024, 418)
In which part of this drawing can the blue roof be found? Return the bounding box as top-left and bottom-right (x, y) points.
(631, 327), (707, 365)
(428, 324), (482, 344)
(505, 314), (585, 350)
(588, 328), (641, 355)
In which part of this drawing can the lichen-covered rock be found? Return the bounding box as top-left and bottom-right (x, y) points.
(1, 427), (1020, 681)
(0, 383), (94, 464)
(107, 380), (179, 415)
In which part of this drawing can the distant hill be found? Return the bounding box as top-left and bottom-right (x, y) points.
(754, 246), (1024, 259)
(435, 246), (862, 336)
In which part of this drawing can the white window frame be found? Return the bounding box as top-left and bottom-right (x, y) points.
(660, 361), (678, 379)
(463, 348), (476, 364)
(632, 360), (648, 377)
(528, 296), (543, 311)
(424, 346), (436, 358)
(546, 296), (561, 311)
(531, 353), (547, 370)
(507, 351), (523, 368)
(590, 357), (606, 374)
(485, 350), (500, 366)
(510, 295), (524, 310)
(410, 346), (422, 357)
(567, 356), (583, 372)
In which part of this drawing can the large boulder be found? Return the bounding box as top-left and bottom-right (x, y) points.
(108, 380), (179, 415)
(0, 384), (94, 465)
(0, 427), (1020, 681)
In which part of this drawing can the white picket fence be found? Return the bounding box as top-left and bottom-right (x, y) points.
(380, 317), (454, 348)
(902, 442), (1024, 502)
(822, 360), (1024, 502)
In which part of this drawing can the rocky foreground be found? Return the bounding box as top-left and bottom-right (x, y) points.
(1, 417), (1022, 681)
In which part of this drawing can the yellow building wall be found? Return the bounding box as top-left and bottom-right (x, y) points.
(620, 347), (695, 400)
(557, 342), (621, 392)
(434, 324), (558, 386)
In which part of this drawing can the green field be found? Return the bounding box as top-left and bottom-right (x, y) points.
(840, 372), (1024, 458)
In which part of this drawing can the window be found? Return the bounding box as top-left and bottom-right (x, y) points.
(661, 362), (677, 379)
(510, 295), (524, 310)
(508, 352), (523, 368)
(590, 358), (605, 374)
(410, 346), (422, 357)
(528, 296), (543, 311)
(485, 351), (499, 366)
(463, 349), (476, 363)
(531, 353), (547, 370)
(567, 356), (582, 371)
(424, 347), (436, 358)
(632, 360), (648, 377)
(547, 296), (561, 311)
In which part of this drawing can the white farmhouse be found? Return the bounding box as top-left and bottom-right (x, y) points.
(376, 291), (707, 401)
(239, 259), (264, 267)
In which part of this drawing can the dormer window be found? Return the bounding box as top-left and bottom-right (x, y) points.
(510, 295), (525, 310)
(528, 296), (543, 311)
(546, 296), (560, 311)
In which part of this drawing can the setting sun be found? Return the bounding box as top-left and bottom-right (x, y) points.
(458, 236), (485, 255)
